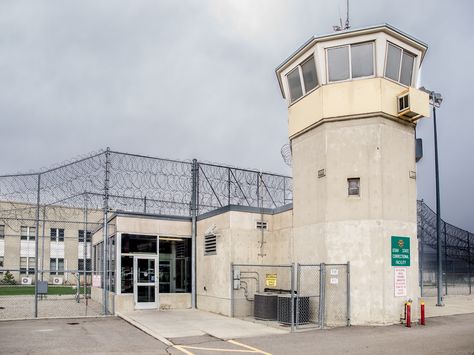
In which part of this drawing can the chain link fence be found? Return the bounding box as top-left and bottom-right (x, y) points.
(231, 263), (350, 331)
(0, 148), (292, 320)
(418, 200), (473, 296)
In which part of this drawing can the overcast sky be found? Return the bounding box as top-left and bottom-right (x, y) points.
(0, 0), (473, 231)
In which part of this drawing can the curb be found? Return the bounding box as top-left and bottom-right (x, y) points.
(116, 312), (173, 346)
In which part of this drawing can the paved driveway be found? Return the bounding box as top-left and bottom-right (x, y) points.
(0, 317), (170, 355)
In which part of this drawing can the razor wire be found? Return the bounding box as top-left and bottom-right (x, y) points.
(0, 149), (293, 225)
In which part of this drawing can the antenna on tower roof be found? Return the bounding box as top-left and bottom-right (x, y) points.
(333, 0), (351, 32)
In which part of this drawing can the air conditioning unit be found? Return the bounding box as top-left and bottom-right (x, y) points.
(52, 277), (63, 285)
(397, 88), (429, 123)
(21, 277), (32, 285)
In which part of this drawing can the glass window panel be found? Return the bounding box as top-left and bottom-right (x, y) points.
(121, 256), (134, 293)
(58, 258), (64, 275)
(121, 234), (157, 254)
(137, 258), (155, 283)
(50, 258), (56, 272)
(21, 226), (28, 240)
(58, 229), (64, 242)
(0, 225), (5, 238)
(351, 43), (374, 78)
(29, 227), (35, 240)
(328, 46), (350, 82)
(385, 43), (402, 81)
(301, 56), (318, 92)
(287, 68), (303, 102)
(50, 228), (56, 241)
(400, 51), (415, 86)
(137, 285), (155, 303)
(0, 256), (3, 268)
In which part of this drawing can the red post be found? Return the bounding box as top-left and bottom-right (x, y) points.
(407, 302), (411, 327)
(420, 300), (425, 325)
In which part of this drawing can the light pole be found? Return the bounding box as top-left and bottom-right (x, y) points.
(420, 86), (444, 306)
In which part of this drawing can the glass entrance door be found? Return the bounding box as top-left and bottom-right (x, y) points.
(133, 256), (157, 309)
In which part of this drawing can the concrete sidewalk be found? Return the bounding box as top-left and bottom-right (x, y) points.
(118, 309), (287, 342)
(425, 295), (474, 317)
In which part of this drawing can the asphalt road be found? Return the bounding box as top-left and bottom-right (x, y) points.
(1, 313), (474, 355)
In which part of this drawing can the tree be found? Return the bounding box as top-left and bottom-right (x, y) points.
(2, 271), (16, 285)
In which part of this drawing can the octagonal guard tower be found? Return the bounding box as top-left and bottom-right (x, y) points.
(276, 24), (429, 325)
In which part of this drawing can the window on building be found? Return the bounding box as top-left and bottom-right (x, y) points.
(78, 230), (91, 243)
(159, 238), (191, 293)
(287, 55), (319, 103)
(385, 42), (415, 86)
(327, 42), (374, 82)
(20, 257), (35, 274)
(0, 225), (4, 239)
(78, 259), (92, 271)
(50, 258), (64, 275)
(121, 256), (133, 294)
(94, 242), (104, 288)
(0, 256), (4, 269)
(121, 234), (157, 254)
(348, 178), (360, 196)
(20, 226), (36, 240)
(50, 228), (65, 242)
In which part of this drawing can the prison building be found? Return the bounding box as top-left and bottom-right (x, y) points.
(0, 201), (102, 284)
(0, 24), (432, 325)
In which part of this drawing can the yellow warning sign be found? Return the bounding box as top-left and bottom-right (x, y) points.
(265, 273), (277, 287)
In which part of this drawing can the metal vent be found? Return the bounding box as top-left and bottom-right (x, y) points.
(256, 221), (268, 230)
(204, 234), (217, 255)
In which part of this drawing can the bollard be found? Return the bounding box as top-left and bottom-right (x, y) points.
(406, 301), (411, 328)
(420, 300), (425, 325)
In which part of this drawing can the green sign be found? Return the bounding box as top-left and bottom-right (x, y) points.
(391, 236), (410, 266)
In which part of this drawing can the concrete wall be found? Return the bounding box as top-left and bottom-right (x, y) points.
(291, 115), (419, 325)
(288, 78), (429, 139)
(196, 209), (293, 317)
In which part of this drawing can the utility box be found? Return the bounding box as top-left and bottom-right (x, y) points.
(37, 281), (48, 295)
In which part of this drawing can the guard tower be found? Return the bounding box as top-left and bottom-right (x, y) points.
(276, 24), (429, 325)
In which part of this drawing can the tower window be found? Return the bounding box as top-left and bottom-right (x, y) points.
(348, 178), (360, 196)
(287, 55), (319, 103)
(327, 42), (374, 82)
(385, 42), (415, 86)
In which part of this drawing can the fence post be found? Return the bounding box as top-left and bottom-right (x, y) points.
(227, 168), (231, 206)
(444, 221), (448, 296)
(347, 261), (351, 326)
(102, 148), (111, 315)
(230, 262), (234, 317)
(41, 206), (46, 282)
(191, 159), (198, 309)
(319, 263), (326, 328)
(295, 264), (300, 328)
(83, 194), (89, 305)
(34, 173), (41, 318)
(290, 263), (295, 332)
(468, 232), (472, 295)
